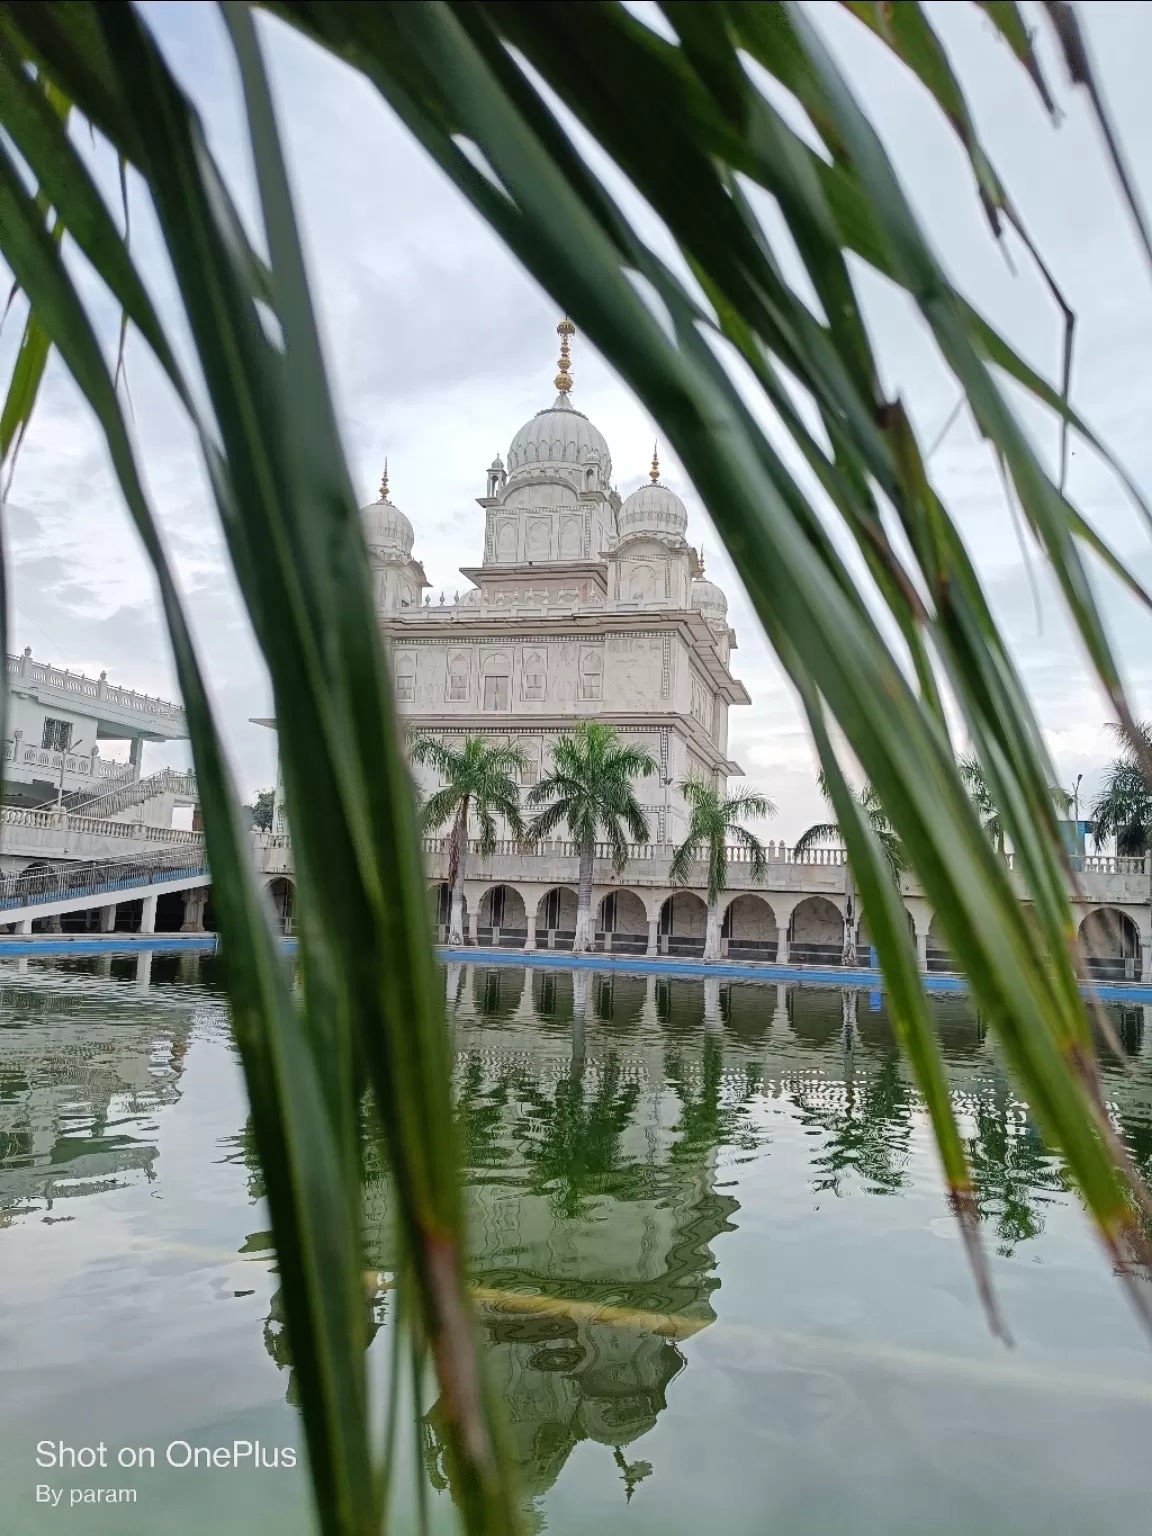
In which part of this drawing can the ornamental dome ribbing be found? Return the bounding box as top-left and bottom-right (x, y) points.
(617, 480), (688, 543)
(506, 393), (613, 483)
(691, 577), (728, 625)
(360, 493), (414, 560)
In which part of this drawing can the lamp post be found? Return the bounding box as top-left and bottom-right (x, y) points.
(1072, 773), (1084, 856)
(55, 738), (85, 811)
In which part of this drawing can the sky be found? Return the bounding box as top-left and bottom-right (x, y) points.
(3, 1), (1152, 838)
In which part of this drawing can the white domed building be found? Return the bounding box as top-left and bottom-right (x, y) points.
(371, 320), (749, 845)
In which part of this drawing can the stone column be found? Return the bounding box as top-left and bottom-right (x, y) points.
(776, 929), (790, 965)
(1139, 912), (1152, 984)
(139, 892), (158, 936)
(646, 918), (659, 957)
(916, 929), (928, 972)
(181, 888), (208, 933)
(129, 736), (144, 777)
(14, 917), (31, 935)
(45, 914), (62, 934)
(467, 910), (479, 946)
(99, 904), (117, 933)
(524, 913), (537, 952)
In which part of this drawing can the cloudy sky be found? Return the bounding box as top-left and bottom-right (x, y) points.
(4, 1), (1152, 838)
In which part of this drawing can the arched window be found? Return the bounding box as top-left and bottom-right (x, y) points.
(580, 650), (603, 702)
(522, 650), (546, 702)
(482, 652), (511, 712)
(394, 654), (415, 703)
(447, 653), (470, 702)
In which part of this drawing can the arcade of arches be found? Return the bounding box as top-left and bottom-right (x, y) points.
(425, 880), (1152, 979)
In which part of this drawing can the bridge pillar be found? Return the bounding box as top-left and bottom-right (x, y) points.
(44, 914), (62, 934)
(99, 904), (117, 933)
(180, 889), (208, 933)
(13, 918), (30, 935)
(139, 893), (158, 936)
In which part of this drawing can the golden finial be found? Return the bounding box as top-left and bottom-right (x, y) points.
(555, 316), (575, 393)
(650, 441), (660, 483)
(699, 543), (705, 574)
(379, 458), (390, 501)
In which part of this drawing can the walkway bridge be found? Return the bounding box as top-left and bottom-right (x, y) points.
(0, 846), (210, 935)
(0, 802), (203, 872)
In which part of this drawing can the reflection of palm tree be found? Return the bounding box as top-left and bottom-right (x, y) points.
(965, 1096), (1067, 1256)
(664, 1034), (763, 1162)
(514, 1053), (642, 1218)
(454, 1053), (515, 1172)
(790, 1053), (915, 1196)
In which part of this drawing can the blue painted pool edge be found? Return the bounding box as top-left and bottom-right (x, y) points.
(435, 943), (1152, 1005)
(0, 935), (1148, 1005)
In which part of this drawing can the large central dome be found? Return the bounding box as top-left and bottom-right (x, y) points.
(506, 393), (613, 483)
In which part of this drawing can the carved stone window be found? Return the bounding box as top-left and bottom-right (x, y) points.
(483, 676), (509, 711)
(394, 655), (415, 703)
(447, 654), (470, 702)
(580, 650), (603, 702)
(482, 652), (511, 712)
(522, 650), (546, 701)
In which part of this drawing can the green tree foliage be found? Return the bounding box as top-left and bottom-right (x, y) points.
(795, 774), (906, 966)
(411, 734), (526, 946)
(246, 786), (275, 830)
(526, 723), (656, 952)
(669, 777), (775, 961)
(1092, 723), (1152, 856)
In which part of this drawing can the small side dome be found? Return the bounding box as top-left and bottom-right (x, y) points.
(691, 577), (728, 626)
(617, 480), (688, 543)
(459, 586), (481, 607)
(361, 465), (413, 559)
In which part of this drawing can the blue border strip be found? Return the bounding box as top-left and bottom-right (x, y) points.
(0, 936), (1149, 1005)
(435, 943), (1152, 1004)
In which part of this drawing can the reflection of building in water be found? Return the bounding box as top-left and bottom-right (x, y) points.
(374, 964), (742, 1525)
(0, 977), (199, 1214)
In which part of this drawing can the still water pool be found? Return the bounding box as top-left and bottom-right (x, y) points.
(1, 952), (1152, 1534)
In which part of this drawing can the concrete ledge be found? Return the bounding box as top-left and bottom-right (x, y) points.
(0, 934), (218, 956)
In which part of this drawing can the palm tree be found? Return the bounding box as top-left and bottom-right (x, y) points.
(959, 756), (1005, 856)
(794, 776), (906, 967)
(1092, 723), (1152, 856)
(526, 723), (656, 953)
(669, 776), (775, 962)
(410, 735), (526, 946)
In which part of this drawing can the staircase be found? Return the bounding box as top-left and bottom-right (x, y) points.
(0, 846), (208, 916)
(60, 767), (198, 821)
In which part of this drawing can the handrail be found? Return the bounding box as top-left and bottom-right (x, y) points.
(0, 847), (208, 912)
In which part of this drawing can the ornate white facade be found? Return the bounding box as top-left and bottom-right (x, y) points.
(362, 323), (750, 843)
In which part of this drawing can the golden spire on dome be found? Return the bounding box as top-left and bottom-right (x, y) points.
(379, 458), (390, 501)
(650, 442), (660, 483)
(554, 316), (575, 393)
(699, 543), (705, 574)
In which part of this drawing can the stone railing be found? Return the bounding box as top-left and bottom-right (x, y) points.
(418, 837), (848, 866)
(0, 805), (204, 845)
(5, 650), (186, 727)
